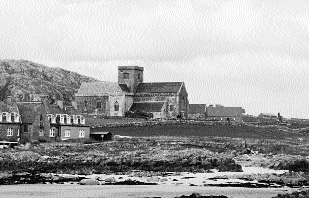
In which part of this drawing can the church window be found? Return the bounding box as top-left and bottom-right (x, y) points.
(123, 72), (129, 79)
(24, 125), (28, 132)
(169, 105), (174, 112)
(40, 115), (44, 126)
(96, 101), (102, 108)
(114, 101), (119, 111)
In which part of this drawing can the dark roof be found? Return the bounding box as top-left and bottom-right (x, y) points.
(130, 102), (165, 112)
(188, 104), (206, 114)
(206, 106), (244, 117)
(45, 104), (82, 115)
(76, 82), (130, 96)
(17, 102), (42, 124)
(135, 82), (182, 93)
(0, 102), (19, 113)
(90, 132), (111, 135)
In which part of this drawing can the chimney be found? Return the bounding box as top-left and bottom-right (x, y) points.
(57, 100), (64, 109)
(72, 101), (78, 110)
(6, 96), (12, 104)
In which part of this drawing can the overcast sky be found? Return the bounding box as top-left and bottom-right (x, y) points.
(1, 0), (309, 118)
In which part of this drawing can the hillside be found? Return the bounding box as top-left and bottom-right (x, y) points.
(0, 59), (99, 102)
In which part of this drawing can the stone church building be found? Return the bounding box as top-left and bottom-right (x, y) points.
(75, 66), (189, 119)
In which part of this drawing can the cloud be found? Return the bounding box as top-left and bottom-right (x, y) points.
(1, 0), (309, 117)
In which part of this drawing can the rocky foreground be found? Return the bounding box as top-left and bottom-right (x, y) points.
(1, 136), (309, 198)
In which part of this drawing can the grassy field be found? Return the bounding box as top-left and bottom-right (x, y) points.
(91, 123), (306, 140)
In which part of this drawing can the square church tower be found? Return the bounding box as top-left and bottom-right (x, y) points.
(118, 66), (144, 93)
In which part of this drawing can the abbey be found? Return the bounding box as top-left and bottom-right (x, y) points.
(75, 66), (189, 119)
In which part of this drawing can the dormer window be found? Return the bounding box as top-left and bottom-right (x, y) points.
(51, 115), (56, 123)
(67, 115), (71, 124)
(123, 72), (129, 79)
(47, 114), (52, 123)
(14, 113), (20, 122)
(3, 112), (11, 122)
(11, 113), (15, 122)
(60, 115), (64, 124)
(64, 114), (67, 124)
(76, 115), (83, 124)
(73, 115), (78, 124)
(80, 116), (85, 124)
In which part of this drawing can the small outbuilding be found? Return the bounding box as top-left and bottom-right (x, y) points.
(90, 131), (112, 141)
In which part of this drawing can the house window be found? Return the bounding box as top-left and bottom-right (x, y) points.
(14, 113), (20, 122)
(64, 129), (70, 138)
(67, 115), (71, 124)
(7, 128), (13, 136)
(60, 115), (64, 124)
(80, 116), (85, 124)
(47, 114), (52, 122)
(76, 115), (81, 124)
(114, 101), (119, 112)
(137, 73), (141, 80)
(3, 112), (11, 122)
(96, 101), (102, 108)
(169, 105), (174, 112)
(71, 115), (76, 124)
(79, 130), (85, 138)
(24, 125), (28, 133)
(39, 129), (44, 136)
(123, 72), (129, 79)
(50, 128), (56, 137)
(11, 113), (15, 122)
(17, 129), (20, 137)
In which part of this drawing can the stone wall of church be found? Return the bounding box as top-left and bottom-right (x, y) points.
(75, 96), (109, 115)
(133, 93), (179, 119)
(177, 85), (189, 118)
(108, 95), (126, 117)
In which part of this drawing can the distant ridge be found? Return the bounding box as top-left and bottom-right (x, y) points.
(0, 59), (99, 102)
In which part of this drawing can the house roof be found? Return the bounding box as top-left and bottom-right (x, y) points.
(75, 82), (130, 96)
(206, 106), (244, 117)
(0, 102), (19, 113)
(45, 104), (82, 115)
(17, 102), (42, 124)
(259, 113), (277, 117)
(90, 132), (111, 135)
(188, 104), (206, 114)
(135, 82), (183, 93)
(130, 102), (165, 112)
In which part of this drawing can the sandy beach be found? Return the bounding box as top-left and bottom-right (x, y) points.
(0, 184), (298, 198)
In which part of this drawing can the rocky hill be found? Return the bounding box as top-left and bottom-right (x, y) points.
(0, 59), (98, 102)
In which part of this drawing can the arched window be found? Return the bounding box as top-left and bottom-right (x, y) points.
(40, 115), (44, 126)
(96, 101), (102, 108)
(114, 101), (119, 112)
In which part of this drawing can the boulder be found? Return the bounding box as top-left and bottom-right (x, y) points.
(79, 179), (100, 185)
(146, 176), (160, 183)
(104, 177), (117, 183)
